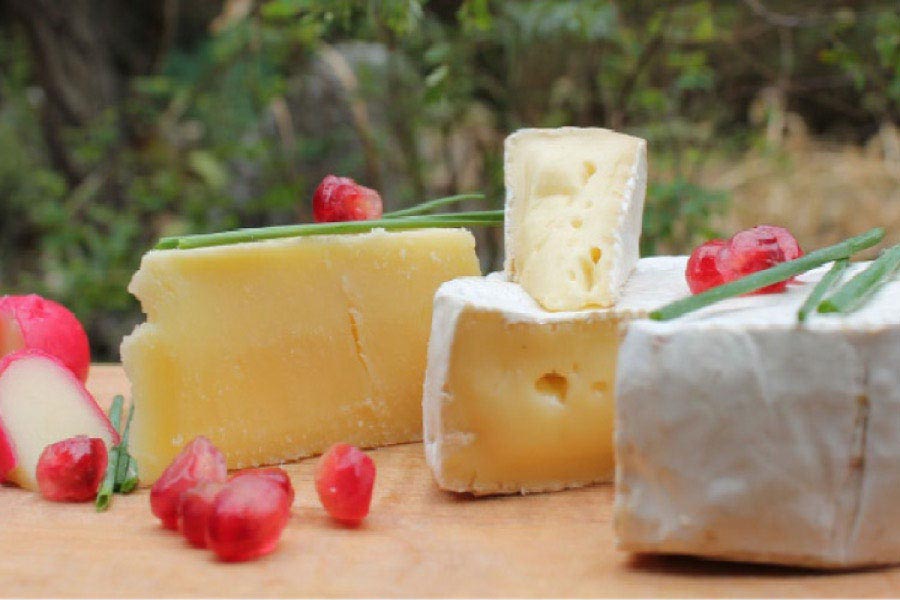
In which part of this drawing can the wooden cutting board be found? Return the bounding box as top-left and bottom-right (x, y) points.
(1, 366), (898, 598)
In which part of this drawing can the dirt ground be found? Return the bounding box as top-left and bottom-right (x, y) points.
(705, 119), (900, 257)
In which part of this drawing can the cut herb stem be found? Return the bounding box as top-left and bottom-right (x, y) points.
(797, 259), (849, 322)
(114, 403), (138, 493)
(96, 396), (139, 511)
(383, 193), (486, 218)
(650, 227), (885, 321)
(96, 395), (125, 511)
(817, 243), (900, 314)
(157, 210), (504, 250)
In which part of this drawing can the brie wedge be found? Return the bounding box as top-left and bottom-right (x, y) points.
(423, 257), (686, 495)
(615, 262), (900, 568)
(503, 127), (647, 311)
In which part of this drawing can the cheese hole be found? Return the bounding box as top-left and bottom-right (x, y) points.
(590, 247), (602, 263)
(534, 166), (577, 198)
(580, 256), (595, 291)
(535, 372), (569, 404)
(591, 381), (609, 394)
(582, 161), (597, 183)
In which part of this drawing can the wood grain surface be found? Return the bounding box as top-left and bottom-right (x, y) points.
(0, 365), (898, 598)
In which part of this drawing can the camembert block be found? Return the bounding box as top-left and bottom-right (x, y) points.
(122, 228), (480, 484)
(423, 257), (686, 495)
(504, 127), (647, 311)
(615, 263), (900, 568)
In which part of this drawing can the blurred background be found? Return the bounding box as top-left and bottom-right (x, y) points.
(0, 0), (898, 360)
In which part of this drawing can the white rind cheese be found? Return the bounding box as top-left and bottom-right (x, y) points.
(424, 257), (687, 495)
(615, 262), (900, 568)
(503, 127), (647, 311)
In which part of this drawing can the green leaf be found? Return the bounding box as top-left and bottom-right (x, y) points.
(425, 65), (450, 89)
(188, 150), (230, 190)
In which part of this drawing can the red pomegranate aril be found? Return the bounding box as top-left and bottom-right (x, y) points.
(207, 476), (292, 562)
(312, 175), (383, 223)
(178, 481), (224, 548)
(150, 436), (227, 530)
(719, 228), (789, 294)
(751, 225), (803, 261)
(686, 239), (728, 294)
(750, 224), (804, 284)
(230, 467), (294, 504)
(315, 444), (376, 524)
(36, 436), (107, 502)
(687, 225), (802, 296)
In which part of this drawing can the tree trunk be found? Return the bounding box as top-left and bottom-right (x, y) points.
(5, 0), (168, 183)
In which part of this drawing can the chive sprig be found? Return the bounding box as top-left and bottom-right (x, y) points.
(817, 243), (900, 315)
(797, 259), (849, 322)
(650, 228), (885, 321)
(383, 192), (486, 218)
(156, 192), (501, 250)
(96, 396), (139, 511)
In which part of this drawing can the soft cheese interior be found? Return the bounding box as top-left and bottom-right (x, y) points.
(615, 262), (900, 568)
(122, 228), (480, 483)
(424, 257), (687, 495)
(504, 127), (647, 311)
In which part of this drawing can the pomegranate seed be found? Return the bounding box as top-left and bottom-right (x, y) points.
(312, 175), (383, 223)
(686, 239), (728, 294)
(718, 228), (789, 294)
(687, 225), (802, 296)
(315, 444), (376, 524)
(178, 481), (224, 548)
(230, 467), (294, 504)
(752, 225), (803, 261)
(36, 436), (107, 502)
(207, 476), (292, 562)
(150, 436), (227, 530)
(751, 225), (804, 284)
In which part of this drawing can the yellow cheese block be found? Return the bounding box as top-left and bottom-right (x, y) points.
(423, 258), (687, 495)
(122, 228), (480, 484)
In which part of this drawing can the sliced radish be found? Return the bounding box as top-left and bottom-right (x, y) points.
(0, 349), (118, 490)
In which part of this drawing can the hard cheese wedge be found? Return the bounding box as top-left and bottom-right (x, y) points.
(615, 262), (900, 568)
(122, 228), (480, 484)
(504, 127), (647, 311)
(423, 257), (686, 495)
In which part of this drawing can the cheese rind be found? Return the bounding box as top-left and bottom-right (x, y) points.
(504, 127), (647, 311)
(122, 228), (480, 484)
(615, 263), (900, 568)
(423, 257), (688, 495)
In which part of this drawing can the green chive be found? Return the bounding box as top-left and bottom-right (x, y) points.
(95, 446), (119, 512)
(650, 228), (885, 321)
(113, 403), (138, 493)
(156, 211), (504, 250)
(817, 244), (900, 314)
(96, 396), (140, 511)
(797, 259), (849, 322)
(384, 192), (487, 218)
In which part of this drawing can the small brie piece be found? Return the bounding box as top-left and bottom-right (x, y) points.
(423, 257), (687, 495)
(615, 263), (900, 568)
(504, 127), (647, 311)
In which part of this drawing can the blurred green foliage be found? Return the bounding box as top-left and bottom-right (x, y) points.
(0, 0), (898, 359)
